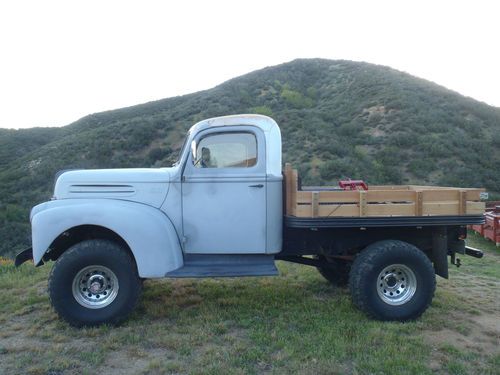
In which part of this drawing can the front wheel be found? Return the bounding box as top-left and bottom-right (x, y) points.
(349, 240), (435, 321)
(48, 239), (142, 327)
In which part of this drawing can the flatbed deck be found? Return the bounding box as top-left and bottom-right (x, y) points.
(284, 164), (485, 219)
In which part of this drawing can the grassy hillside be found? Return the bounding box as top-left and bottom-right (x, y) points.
(1, 58), (500, 257)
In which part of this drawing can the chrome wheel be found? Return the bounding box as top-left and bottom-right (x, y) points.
(376, 264), (416, 306)
(72, 265), (119, 309)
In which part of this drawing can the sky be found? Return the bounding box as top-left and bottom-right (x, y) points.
(0, 0), (499, 129)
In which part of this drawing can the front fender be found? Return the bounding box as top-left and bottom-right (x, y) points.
(31, 199), (183, 278)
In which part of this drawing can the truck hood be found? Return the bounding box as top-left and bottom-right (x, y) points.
(54, 168), (171, 208)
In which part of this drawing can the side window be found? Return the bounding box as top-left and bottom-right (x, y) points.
(194, 132), (257, 168)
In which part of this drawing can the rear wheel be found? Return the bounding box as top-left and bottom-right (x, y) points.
(349, 240), (435, 321)
(48, 239), (142, 327)
(315, 255), (351, 287)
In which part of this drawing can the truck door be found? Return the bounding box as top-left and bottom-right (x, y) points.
(181, 126), (267, 254)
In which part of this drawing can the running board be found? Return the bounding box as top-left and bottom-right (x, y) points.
(165, 254), (279, 278)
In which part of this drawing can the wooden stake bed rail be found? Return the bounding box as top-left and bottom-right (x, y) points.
(284, 164), (485, 218)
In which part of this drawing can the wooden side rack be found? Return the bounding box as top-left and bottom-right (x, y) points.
(284, 164), (485, 218)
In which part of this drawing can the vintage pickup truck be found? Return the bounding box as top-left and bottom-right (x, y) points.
(16, 114), (486, 327)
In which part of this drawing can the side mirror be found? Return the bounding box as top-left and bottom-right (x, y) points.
(191, 140), (197, 161)
(191, 140), (202, 167)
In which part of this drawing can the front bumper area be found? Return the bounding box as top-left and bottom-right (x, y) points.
(15, 247), (33, 267)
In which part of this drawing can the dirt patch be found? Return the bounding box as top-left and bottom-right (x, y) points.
(423, 310), (499, 375)
(425, 318), (498, 357)
(473, 313), (500, 337)
(423, 271), (500, 374)
(103, 348), (173, 375)
(422, 265), (500, 374)
(442, 275), (500, 312)
(370, 126), (386, 137)
(363, 105), (386, 116)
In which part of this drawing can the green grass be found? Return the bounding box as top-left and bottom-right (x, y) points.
(463, 231), (500, 278)
(0, 233), (498, 374)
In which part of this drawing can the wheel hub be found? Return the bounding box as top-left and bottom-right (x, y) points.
(376, 264), (417, 306)
(88, 275), (105, 293)
(385, 275), (397, 287)
(72, 265), (119, 309)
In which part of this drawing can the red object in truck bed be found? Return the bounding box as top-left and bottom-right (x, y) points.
(338, 179), (368, 191)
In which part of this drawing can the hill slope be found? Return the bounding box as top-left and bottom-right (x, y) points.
(1, 58), (499, 257)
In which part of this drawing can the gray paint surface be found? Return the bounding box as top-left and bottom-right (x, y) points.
(265, 178), (283, 254)
(30, 199), (183, 277)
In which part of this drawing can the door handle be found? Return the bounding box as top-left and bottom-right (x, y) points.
(249, 184), (264, 188)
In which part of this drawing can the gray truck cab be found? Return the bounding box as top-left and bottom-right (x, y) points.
(28, 115), (283, 278)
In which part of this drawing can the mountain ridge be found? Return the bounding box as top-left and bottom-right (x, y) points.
(1, 58), (499, 257)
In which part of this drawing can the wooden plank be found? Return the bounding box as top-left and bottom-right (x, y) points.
(366, 190), (415, 203)
(422, 190), (460, 202)
(295, 200), (485, 218)
(284, 163), (293, 215)
(415, 191), (423, 216)
(312, 192), (319, 218)
(293, 205), (309, 217)
(423, 202), (459, 215)
(296, 191), (312, 204)
(410, 185), (485, 193)
(459, 191), (466, 214)
(295, 204), (359, 217)
(318, 191), (360, 203)
(317, 204), (359, 217)
(369, 185), (411, 190)
(296, 190), (360, 204)
(366, 203), (415, 216)
(465, 190), (484, 201)
(409, 185), (456, 190)
(284, 163), (298, 216)
(466, 202), (486, 215)
(291, 169), (298, 216)
(301, 190), (416, 204)
(359, 191), (366, 217)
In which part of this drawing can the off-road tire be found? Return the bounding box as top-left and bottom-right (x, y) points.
(315, 255), (351, 287)
(349, 240), (435, 321)
(48, 239), (142, 327)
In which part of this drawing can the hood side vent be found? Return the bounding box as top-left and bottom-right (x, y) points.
(69, 184), (136, 194)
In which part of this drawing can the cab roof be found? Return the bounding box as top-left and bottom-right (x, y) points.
(189, 114), (280, 135)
